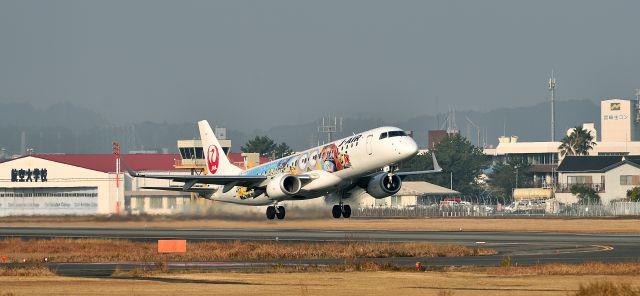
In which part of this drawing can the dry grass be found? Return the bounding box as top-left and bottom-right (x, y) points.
(2, 271), (640, 296)
(112, 260), (413, 277)
(0, 265), (54, 276)
(0, 238), (494, 263)
(489, 262), (640, 276)
(3, 216), (640, 233)
(111, 267), (152, 278)
(112, 261), (640, 277)
(269, 260), (412, 273)
(574, 281), (640, 296)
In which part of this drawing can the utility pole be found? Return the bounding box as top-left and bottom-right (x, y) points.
(549, 71), (557, 192)
(466, 116), (482, 147)
(112, 141), (121, 215)
(549, 70), (556, 142)
(635, 89), (640, 123)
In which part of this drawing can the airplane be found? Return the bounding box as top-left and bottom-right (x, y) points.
(134, 120), (442, 219)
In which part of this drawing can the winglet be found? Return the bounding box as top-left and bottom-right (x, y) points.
(432, 153), (442, 172)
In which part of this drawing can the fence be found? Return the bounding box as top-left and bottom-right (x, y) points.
(609, 202), (640, 215)
(353, 202), (640, 218)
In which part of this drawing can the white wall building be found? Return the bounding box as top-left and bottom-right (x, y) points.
(0, 156), (117, 216)
(556, 156), (640, 204)
(0, 154), (191, 216)
(600, 99), (638, 142)
(0, 150), (273, 216)
(484, 136), (560, 187)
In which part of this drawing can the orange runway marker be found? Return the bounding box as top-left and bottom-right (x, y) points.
(157, 240), (187, 253)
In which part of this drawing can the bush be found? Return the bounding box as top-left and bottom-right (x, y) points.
(500, 256), (512, 267)
(574, 281), (640, 296)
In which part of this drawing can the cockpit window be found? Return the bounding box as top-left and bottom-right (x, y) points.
(388, 131), (407, 138)
(379, 132), (388, 139)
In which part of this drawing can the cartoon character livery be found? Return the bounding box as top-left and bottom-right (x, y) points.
(136, 120), (441, 220)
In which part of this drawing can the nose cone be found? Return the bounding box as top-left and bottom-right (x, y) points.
(403, 138), (419, 157)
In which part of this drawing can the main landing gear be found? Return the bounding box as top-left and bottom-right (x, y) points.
(266, 205), (286, 220)
(332, 204), (351, 219)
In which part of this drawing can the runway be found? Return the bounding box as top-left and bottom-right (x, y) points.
(1, 227), (639, 276)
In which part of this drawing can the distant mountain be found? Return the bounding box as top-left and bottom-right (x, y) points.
(0, 101), (108, 132)
(258, 99), (600, 149)
(394, 99), (600, 147)
(0, 99), (601, 155)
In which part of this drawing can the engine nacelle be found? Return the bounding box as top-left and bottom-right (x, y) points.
(266, 174), (302, 199)
(366, 173), (402, 199)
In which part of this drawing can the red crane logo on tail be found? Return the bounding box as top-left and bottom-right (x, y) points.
(207, 145), (220, 174)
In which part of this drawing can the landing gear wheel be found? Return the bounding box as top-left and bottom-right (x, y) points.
(342, 205), (352, 218)
(266, 206), (276, 220)
(276, 206), (286, 220)
(332, 205), (342, 219)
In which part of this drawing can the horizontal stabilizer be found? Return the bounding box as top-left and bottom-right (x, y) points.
(141, 186), (217, 194)
(133, 173), (267, 187)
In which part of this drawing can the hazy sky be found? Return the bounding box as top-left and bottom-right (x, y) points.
(1, 0), (639, 131)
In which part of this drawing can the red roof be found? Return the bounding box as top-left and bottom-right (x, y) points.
(227, 153), (271, 165)
(228, 154), (244, 164)
(30, 153), (270, 173)
(33, 154), (182, 173)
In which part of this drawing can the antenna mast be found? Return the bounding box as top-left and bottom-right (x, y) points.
(317, 116), (343, 143)
(549, 70), (557, 142)
(465, 116), (482, 147)
(635, 89), (640, 123)
(446, 106), (459, 135)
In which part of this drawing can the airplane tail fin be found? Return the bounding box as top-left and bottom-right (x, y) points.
(198, 120), (242, 175)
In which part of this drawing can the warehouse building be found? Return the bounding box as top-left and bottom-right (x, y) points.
(0, 150), (269, 216)
(0, 154), (184, 216)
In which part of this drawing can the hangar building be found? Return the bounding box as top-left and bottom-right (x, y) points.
(0, 154), (183, 216)
(0, 151), (269, 216)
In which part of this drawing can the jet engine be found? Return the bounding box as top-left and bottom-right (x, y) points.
(366, 173), (402, 199)
(266, 174), (302, 199)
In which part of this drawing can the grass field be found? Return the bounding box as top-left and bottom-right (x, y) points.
(1, 271), (638, 296)
(2, 216), (640, 233)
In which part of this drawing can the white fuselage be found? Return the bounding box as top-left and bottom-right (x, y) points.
(211, 127), (419, 205)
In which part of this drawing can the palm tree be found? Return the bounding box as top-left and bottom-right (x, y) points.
(559, 126), (596, 157)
